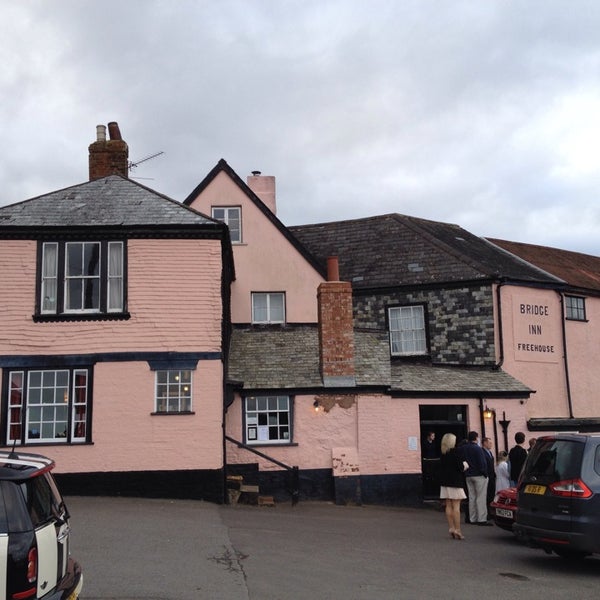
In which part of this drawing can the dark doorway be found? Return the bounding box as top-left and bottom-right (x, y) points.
(419, 405), (468, 500)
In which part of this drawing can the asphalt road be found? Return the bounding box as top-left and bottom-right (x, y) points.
(67, 496), (600, 600)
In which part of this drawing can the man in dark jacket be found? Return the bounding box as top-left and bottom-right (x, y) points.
(462, 431), (492, 525)
(509, 431), (528, 485)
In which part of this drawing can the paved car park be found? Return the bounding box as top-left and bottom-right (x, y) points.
(68, 496), (600, 600)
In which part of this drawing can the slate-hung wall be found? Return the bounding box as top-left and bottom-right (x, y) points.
(353, 284), (496, 364)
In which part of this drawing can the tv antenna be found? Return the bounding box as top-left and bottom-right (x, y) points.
(128, 151), (164, 178)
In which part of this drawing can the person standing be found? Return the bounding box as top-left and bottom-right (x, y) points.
(439, 433), (467, 540)
(509, 432), (528, 486)
(462, 431), (492, 526)
(422, 431), (437, 459)
(482, 437), (496, 520)
(495, 451), (510, 492)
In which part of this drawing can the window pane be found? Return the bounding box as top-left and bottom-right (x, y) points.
(389, 305), (427, 356)
(41, 243), (58, 313)
(245, 395), (291, 444)
(26, 370), (70, 444)
(108, 242), (124, 311)
(155, 370), (193, 413)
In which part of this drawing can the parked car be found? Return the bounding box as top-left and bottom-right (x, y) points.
(514, 433), (600, 559)
(490, 486), (517, 531)
(0, 449), (83, 599)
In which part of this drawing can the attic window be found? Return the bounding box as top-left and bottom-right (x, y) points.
(212, 206), (241, 243)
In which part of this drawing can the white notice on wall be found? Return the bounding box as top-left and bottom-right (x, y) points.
(257, 426), (269, 442)
(408, 436), (418, 451)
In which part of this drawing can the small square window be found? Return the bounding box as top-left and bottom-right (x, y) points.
(245, 395), (291, 444)
(252, 292), (285, 324)
(155, 370), (192, 413)
(565, 295), (586, 321)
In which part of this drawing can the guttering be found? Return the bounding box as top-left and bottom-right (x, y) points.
(558, 292), (574, 419)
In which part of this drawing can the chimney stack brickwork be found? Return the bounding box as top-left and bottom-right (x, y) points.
(318, 281), (356, 381)
(88, 122), (129, 180)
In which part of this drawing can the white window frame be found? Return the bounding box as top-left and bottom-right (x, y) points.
(565, 295), (586, 321)
(6, 368), (90, 445)
(40, 240), (124, 315)
(212, 206), (241, 243)
(65, 241), (101, 312)
(245, 395), (291, 445)
(389, 305), (427, 356)
(252, 292), (285, 324)
(155, 370), (193, 413)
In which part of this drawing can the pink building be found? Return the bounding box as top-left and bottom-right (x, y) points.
(2, 125), (598, 506)
(0, 124), (233, 501)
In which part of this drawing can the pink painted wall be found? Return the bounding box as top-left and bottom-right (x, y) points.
(0, 239), (223, 353)
(563, 295), (600, 417)
(225, 393), (527, 476)
(497, 284), (573, 419)
(0, 237), (225, 473)
(187, 171), (324, 323)
(48, 360), (224, 474)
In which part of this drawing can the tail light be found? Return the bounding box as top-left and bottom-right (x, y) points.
(26, 547), (37, 583)
(549, 478), (592, 498)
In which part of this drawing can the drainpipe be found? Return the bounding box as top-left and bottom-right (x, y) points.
(495, 280), (505, 369)
(558, 292), (575, 419)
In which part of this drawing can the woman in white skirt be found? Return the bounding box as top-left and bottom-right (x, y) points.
(439, 433), (468, 540)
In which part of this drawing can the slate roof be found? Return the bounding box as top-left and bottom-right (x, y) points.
(228, 325), (528, 396)
(289, 214), (561, 289)
(390, 363), (532, 396)
(487, 239), (600, 294)
(0, 175), (217, 230)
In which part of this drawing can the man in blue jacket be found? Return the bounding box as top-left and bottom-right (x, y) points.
(462, 431), (492, 526)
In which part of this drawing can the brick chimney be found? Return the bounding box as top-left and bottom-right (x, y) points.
(88, 122), (129, 180)
(247, 171), (276, 214)
(318, 256), (356, 387)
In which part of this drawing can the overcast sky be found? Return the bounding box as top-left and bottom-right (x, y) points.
(2, 0), (599, 255)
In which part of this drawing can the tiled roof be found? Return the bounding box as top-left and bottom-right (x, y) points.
(290, 214), (560, 289)
(228, 325), (528, 396)
(390, 363), (531, 395)
(0, 175), (216, 229)
(487, 239), (600, 293)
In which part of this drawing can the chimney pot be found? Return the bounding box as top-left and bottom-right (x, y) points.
(89, 122), (129, 180)
(251, 170), (261, 176)
(327, 256), (340, 282)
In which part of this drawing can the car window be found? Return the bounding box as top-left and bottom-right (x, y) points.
(595, 445), (600, 477)
(20, 474), (57, 528)
(0, 480), (31, 533)
(525, 440), (584, 481)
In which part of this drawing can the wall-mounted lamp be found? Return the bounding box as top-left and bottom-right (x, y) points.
(313, 399), (322, 413)
(483, 406), (494, 419)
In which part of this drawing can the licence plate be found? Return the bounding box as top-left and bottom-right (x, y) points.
(495, 508), (513, 519)
(524, 484), (547, 495)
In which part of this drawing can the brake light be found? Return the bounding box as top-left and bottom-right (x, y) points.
(26, 547), (37, 583)
(549, 478), (592, 498)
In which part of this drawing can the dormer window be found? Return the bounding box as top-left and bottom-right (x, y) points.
(37, 240), (125, 319)
(212, 206), (241, 243)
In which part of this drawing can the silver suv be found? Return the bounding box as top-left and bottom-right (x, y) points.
(0, 450), (82, 599)
(514, 433), (600, 559)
